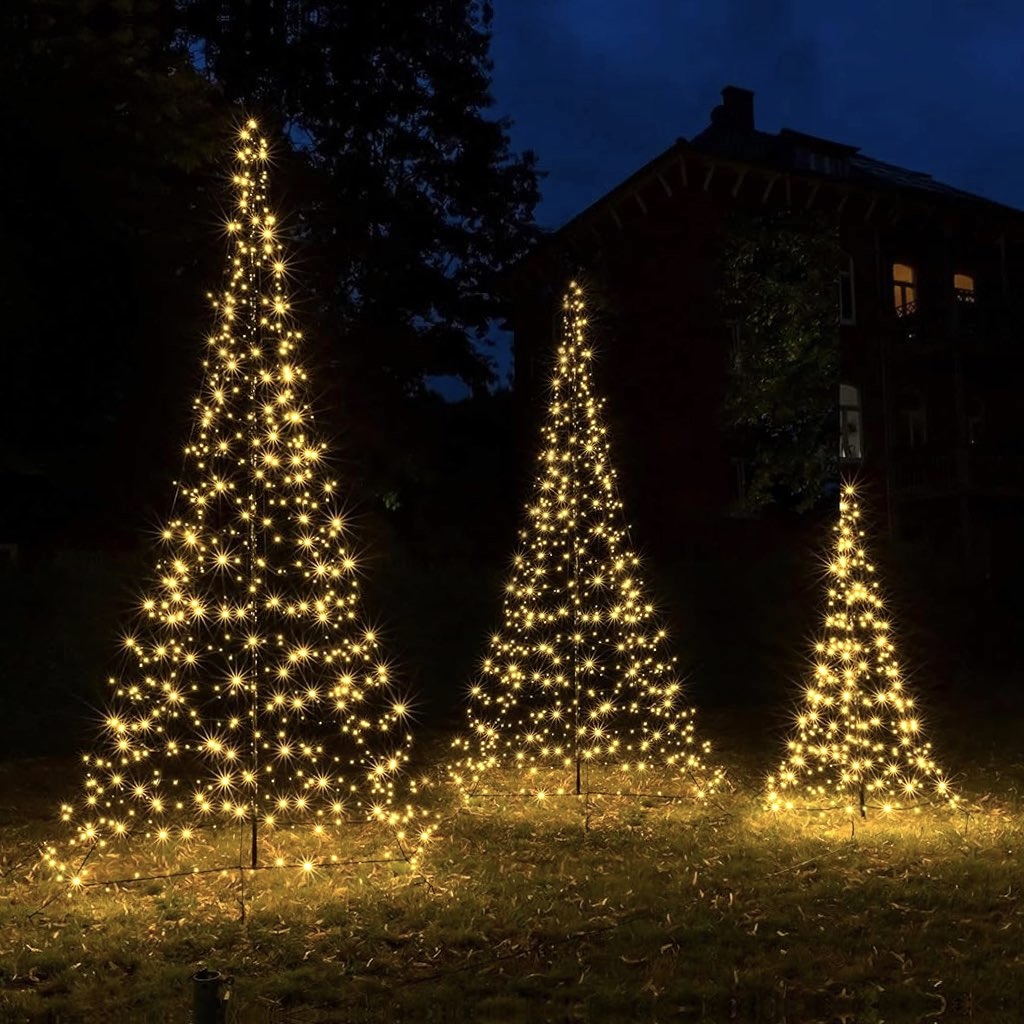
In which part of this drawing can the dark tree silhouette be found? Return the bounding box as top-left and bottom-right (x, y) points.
(179, 0), (542, 399)
(717, 209), (841, 512)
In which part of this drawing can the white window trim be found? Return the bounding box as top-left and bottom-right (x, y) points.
(839, 382), (863, 461)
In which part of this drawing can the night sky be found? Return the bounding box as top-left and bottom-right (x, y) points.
(491, 0), (1024, 229)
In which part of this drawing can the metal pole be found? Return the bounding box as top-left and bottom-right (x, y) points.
(569, 308), (582, 798)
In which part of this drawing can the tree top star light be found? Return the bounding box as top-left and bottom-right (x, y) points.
(766, 483), (959, 817)
(43, 119), (436, 889)
(450, 280), (721, 802)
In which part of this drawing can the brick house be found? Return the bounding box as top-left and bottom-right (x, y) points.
(497, 85), (1024, 697)
(502, 85), (1024, 588)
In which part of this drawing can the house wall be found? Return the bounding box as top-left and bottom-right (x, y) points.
(595, 195), (731, 542)
(505, 168), (1024, 703)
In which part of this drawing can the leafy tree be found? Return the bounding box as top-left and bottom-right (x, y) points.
(717, 209), (841, 513)
(178, 0), (542, 405)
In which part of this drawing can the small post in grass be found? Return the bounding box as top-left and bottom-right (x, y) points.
(192, 968), (232, 1024)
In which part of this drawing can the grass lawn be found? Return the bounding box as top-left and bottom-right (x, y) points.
(1, 711), (1022, 1023)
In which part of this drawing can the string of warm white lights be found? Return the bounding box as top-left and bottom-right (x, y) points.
(450, 280), (721, 802)
(43, 119), (436, 889)
(766, 483), (958, 816)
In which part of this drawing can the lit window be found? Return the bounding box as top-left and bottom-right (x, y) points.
(892, 263), (916, 316)
(839, 383), (862, 460)
(954, 272), (976, 304)
(839, 258), (855, 324)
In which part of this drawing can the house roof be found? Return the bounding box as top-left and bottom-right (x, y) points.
(690, 119), (1021, 210)
(544, 85), (1024, 248)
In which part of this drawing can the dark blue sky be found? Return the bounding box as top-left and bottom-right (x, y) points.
(491, 0), (1024, 227)
(432, 0), (1024, 396)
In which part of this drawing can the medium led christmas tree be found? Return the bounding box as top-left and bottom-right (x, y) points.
(44, 120), (435, 888)
(450, 281), (720, 802)
(766, 483), (958, 817)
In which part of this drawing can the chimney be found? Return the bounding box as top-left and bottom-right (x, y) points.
(710, 85), (755, 132)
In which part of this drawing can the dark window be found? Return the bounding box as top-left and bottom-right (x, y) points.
(839, 258), (855, 324)
(966, 395), (984, 445)
(797, 149), (848, 177)
(898, 389), (927, 449)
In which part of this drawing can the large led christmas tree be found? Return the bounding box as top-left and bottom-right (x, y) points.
(44, 120), (435, 888)
(450, 281), (720, 802)
(766, 483), (958, 817)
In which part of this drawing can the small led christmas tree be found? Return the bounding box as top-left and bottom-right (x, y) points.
(450, 281), (720, 802)
(766, 483), (959, 817)
(44, 120), (435, 888)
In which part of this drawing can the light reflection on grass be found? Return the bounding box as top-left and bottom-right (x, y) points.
(1, 739), (1022, 1022)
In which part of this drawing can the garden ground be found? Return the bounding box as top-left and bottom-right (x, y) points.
(1, 708), (1021, 1023)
